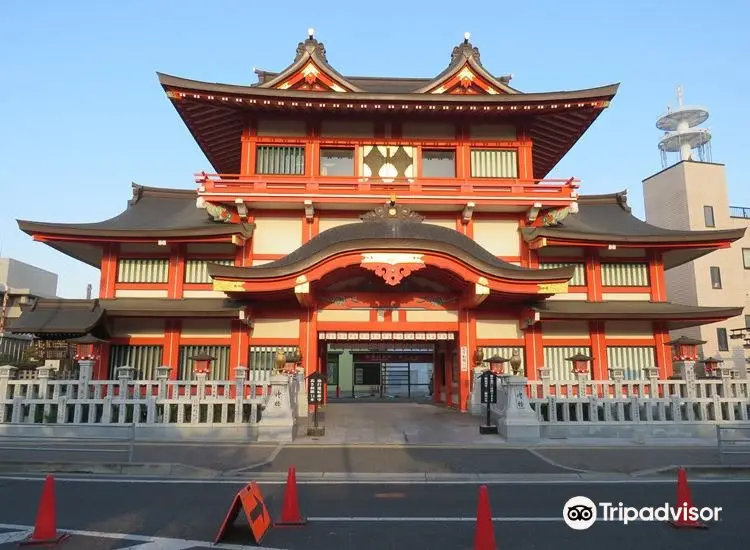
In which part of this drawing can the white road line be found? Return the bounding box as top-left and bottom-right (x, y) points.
(307, 516), (564, 522)
(117, 541), (194, 549)
(2, 447), (126, 452)
(0, 474), (748, 485)
(0, 530), (32, 544)
(0, 523), (283, 550)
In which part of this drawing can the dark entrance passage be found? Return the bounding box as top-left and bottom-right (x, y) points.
(324, 342), (434, 402)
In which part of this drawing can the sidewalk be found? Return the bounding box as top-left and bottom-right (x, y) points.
(0, 437), (744, 477)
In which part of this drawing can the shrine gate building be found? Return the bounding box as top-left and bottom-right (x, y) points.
(12, 32), (744, 411)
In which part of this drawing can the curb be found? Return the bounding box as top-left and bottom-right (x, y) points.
(0, 461), (219, 478)
(631, 463), (750, 478)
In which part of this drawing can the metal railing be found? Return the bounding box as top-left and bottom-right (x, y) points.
(730, 206), (750, 219)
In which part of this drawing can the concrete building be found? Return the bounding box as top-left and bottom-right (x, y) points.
(0, 258), (58, 331)
(642, 90), (749, 373)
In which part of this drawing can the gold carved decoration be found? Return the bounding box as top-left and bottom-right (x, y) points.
(213, 280), (246, 292)
(537, 282), (568, 294)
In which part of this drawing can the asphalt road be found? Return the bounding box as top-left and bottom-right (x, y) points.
(0, 476), (747, 549)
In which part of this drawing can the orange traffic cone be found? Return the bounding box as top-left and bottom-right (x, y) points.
(669, 467), (707, 529)
(474, 485), (496, 550)
(274, 467), (306, 526)
(21, 475), (70, 546)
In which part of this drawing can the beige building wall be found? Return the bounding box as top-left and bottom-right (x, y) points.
(643, 160), (748, 372)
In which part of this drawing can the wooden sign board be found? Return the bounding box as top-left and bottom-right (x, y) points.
(214, 481), (272, 545)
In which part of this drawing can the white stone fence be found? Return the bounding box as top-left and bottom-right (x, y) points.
(0, 361), (305, 436)
(470, 362), (750, 440)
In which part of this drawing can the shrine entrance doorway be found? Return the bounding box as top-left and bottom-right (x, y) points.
(318, 334), (459, 407)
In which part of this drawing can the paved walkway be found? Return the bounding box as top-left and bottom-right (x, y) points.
(296, 402), (505, 445)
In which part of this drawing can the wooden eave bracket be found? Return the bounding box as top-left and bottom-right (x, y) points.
(463, 277), (490, 307)
(462, 202), (475, 224)
(520, 307), (541, 329)
(238, 305), (253, 328)
(304, 200), (314, 222)
(232, 234), (247, 247)
(295, 275), (313, 306)
(527, 202), (542, 223)
(529, 237), (547, 250)
(234, 199), (248, 219)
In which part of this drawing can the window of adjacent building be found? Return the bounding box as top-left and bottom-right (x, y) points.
(703, 205), (715, 227)
(184, 259), (235, 284)
(600, 263), (649, 286)
(710, 266), (722, 289)
(320, 147), (354, 176)
(421, 149), (456, 178)
(256, 145), (305, 175)
(470, 149), (518, 178)
(717, 328), (729, 351)
(117, 259), (169, 284)
(743, 248), (750, 269)
(745, 314), (750, 328)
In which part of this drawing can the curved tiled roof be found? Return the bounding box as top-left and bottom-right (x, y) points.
(522, 191), (745, 247)
(17, 184), (253, 239)
(208, 216), (574, 282)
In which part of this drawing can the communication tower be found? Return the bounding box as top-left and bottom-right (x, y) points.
(657, 86), (712, 168)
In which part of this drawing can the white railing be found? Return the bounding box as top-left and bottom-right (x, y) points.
(0, 362), (287, 427)
(470, 364), (750, 426)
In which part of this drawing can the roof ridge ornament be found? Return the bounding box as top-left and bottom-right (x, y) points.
(451, 32), (482, 67)
(360, 197), (425, 223)
(295, 28), (327, 63)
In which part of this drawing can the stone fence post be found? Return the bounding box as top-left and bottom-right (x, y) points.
(609, 366), (624, 398)
(233, 366), (247, 423)
(77, 359), (95, 400)
(537, 367), (551, 398)
(643, 366), (659, 398)
(0, 366), (16, 423)
(155, 366), (171, 399)
(117, 366), (135, 400)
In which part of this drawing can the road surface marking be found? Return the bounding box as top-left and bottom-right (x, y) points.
(117, 542), (195, 549)
(0, 523), (284, 550)
(0, 530), (31, 544)
(2, 446), (126, 452)
(374, 492), (406, 498)
(307, 516), (565, 522)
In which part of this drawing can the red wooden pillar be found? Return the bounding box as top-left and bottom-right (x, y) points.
(457, 309), (474, 412)
(432, 344), (441, 404)
(648, 251), (667, 302)
(523, 324), (543, 381)
(95, 344), (110, 379)
(163, 319), (180, 380)
(444, 341), (454, 407)
(229, 319), (250, 380)
(654, 321), (671, 378)
(585, 250), (602, 301)
(99, 243), (118, 299)
(589, 320), (608, 380)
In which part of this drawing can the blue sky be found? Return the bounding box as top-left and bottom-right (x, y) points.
(2, 1), (748, 298)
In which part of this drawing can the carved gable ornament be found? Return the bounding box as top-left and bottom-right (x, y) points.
(360, 253), (426, 286)
(360, 199), (425, 223)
